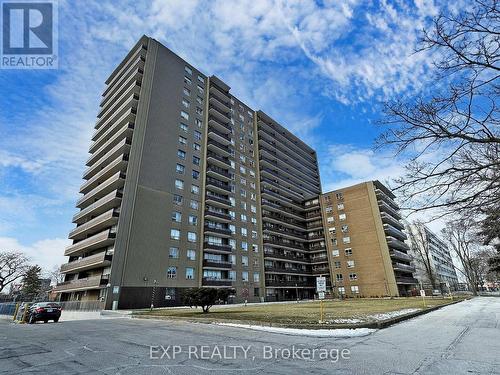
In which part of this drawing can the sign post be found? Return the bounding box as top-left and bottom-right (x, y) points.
(420, 289), (426, 308)
(316, 276), (326, 323)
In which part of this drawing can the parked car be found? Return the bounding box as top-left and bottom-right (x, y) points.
(27, 302), (62, 323)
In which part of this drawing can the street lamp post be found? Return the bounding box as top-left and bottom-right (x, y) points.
(295, 283), (299, 303)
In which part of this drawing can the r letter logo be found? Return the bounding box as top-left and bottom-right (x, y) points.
(1, 0), (58, 69)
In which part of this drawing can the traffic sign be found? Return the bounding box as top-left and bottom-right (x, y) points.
(420, 289), (426, 297)
(318, 292), (325, 300)
(316, 276), (326, 292)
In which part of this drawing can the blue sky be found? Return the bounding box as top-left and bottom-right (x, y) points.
(0, 0), (465, 271)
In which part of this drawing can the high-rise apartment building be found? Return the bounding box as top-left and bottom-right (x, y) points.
(54, 36), (326, 308)
(405, 222), (459, 291)
(320, 181), (417, 297)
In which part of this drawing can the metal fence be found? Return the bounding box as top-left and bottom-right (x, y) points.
(0, 302), (17, 316)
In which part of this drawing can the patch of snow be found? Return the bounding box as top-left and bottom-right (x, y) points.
(328, 318), (364, 324)
(367, 308), (421, 321)
(214, 322), (376, 337)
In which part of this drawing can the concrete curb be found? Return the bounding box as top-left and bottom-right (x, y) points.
(132, 298), (469, 330)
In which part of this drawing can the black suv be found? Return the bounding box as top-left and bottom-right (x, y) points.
(28, 302), (62, 323)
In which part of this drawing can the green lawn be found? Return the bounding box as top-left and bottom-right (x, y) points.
(136, 297), (462, 327)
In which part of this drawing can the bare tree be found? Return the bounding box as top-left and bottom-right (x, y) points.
(406, 221), (439, 290)
(379, 0), (500, 217)
(441, 218), (492, 294)
(0, 251), (30, 294)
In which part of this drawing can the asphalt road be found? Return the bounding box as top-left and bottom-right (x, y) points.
(0, 297), (499, 374)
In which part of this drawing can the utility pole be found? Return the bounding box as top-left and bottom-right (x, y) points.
(150, 279), (157, 311)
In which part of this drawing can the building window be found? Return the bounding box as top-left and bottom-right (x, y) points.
(196, 107), (203, 115)
(336, 274), (343, 282)
(251, 205), (257, 213)
(181, 110), (189, 120)
(197, 75), (204, 83)
(187, 249), (196, 260)
(345, 248), (353, 256)
(193, 143), (201, 151)
(229, 224), (236, 234)
(347, 260), (355, 268)
(170, 229), (180, 240)
(183, 87), (191, 96)
(188, 215), (197, 225)
(191, 185), (199, 194)
(192, 170), (200, 179)
(169, 247), (179, 258)
(351, 285), (360, 294)
(190, 200), (199, 209)
(195, 118), (202, 128)
(241, 228), (247, 237)
(241, 214), (247, 222)
(327, 216), (334, 223)
(332, 249), (339, 257)
(334, 261), (341, 268)
(186, 267), (194, 279)
(182, 99), (190, 108)
(179, 136), (187, 145)
(254, 288), (260, 297)
(336, 192), (344, 200)
(171, 211), (181, 222)
(194, 131), (202, 140)
(180, 122), (188, 132)
(196, 96), (203, 105)
(338, 287), (346, 295)
(184, 66), (192, 75)
(175, 179), (184, 190)
(173, 194), (183, 205)
(241, 241), (248, 251)
(253, 272), (260, 283)
(176, 164), (185, 174)
(341, 225), (349, 233)
(251, 230), (257, 239)
(192, 156), (200, 165)
(187, 232), (197, 243)
(325, 206), (333, 213)
(177, 150), (186, 159)
(197, 85), (203, 94)
(343, 236), (351, 244)
(242, 271), (249, 282)
(242, 256), (248, 266)
(252, 244), (259, 253)
(167, 266), (177, 279)
(339, 213), (346, 221)
(349, 273), (358, 281)
(337, 203), (344, 210)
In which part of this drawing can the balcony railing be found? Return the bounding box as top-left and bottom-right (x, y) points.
(202, 278), (233, 286)
(263, 238), (306, 250)
(64, 230), (115, 257)
(392, 262), (416, 273)
(60, 252), (111, 274)
(264, 266), (310, 275)
(203, 242), (233, 253)
(207, 151), (231, 167)
(203, 259), (232, 269)
(395, 276), (419, 285)
(204, 225), (232, 236)
(68, 208), (118, 240)
(265, 280), (313, 287)
(204, 209), (232, 220)
(53, 275), (108, 292)
(389, 249), (412, 262)
(206, 177), (231, 192)
(263, 251), (309, 263)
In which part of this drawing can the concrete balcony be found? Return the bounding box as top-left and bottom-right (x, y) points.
(53, 275), (108, 293)
(395, 276), (419, 285)
(64, 229), (116, 257)
(206, 165), (231, 181)
(76, 172), (125, 209)
(79, 154), (128, 195)
(103, 51), (145, 101)
(206, 177), (231, 193)
(60, 252), (111, 274)
(104, 41), (146, 86)
(72, 190), (122, 224)
(386, 236), (411, 251)
(263, 251), (310, 263)
(95, 94), (139, 131)
(383, 223), (408, 241)
(208, 107), (231, 125)
(92, 107), (136, 142)
(263, 238), (306, 251)
(258, 136), (318, 173)
(87, 122), (134, 166)
(204, 208), (232, 221)
(207, 139), (231, 157)
(206, 151), (231, 168)
(263, 226), (307, 242)
(264, 280), (313, 288)
(69, 208), (118, 241)
(207, 126), (231, 145)
(204, 224), (232, 237)
(264, 266), (310, 275)
(209, 96), (231, 114)
(203, 242), (233, 253)
(209, 85), (231, 105)
(375, 188), (399, 210)
(202, 259), (232, 269)
(83, 138), (131, 180)
(378, 201), (402, 220)
(392, 262), (416, 273)
(380, 212), (405, 231)
(389, 249), (412, 262)
(98, 77), (141, 120)
(205, 194), (232, 208)
(208, 117), (231, 134)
